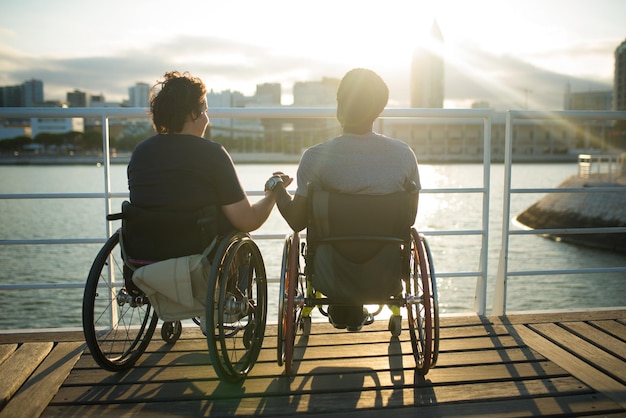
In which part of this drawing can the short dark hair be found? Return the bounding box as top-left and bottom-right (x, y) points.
(150, 71), (207, 134)
(336, 68), (389, 128)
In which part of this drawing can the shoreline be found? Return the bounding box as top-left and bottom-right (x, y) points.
(0, 153), (581, 165)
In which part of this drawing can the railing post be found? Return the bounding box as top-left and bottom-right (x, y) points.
(493, 111), (514, 316)
(101, 114), (113, 238)
(474, 114), (492, 315)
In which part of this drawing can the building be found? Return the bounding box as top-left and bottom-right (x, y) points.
(614, 38), (626, 111)
(255, 83), (281, 105)
(564, 85), (612, 110)
(0, 85), (23, 107)
(23, 79), (44, 107)
(67, 89), (90, 107)
(292, 78), (338, 106)
(0, 79), (44, 107)
(30, 117), (84, 138)
(382, 111), (617, 163)
(411, 21), (444, 108)
(128, 82), (150, 108)
(206, 90), (263, 145)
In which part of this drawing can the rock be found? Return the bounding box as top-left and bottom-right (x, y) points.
(516, 174), (626, 253)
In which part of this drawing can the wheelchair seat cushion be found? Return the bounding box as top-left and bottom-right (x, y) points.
(307, 187), (414, 303)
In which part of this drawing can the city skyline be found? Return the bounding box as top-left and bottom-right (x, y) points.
(1, 0), (624, 111)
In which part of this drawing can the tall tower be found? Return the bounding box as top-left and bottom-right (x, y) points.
(614, 38), (626, 111)
(411, 20), (444, 108)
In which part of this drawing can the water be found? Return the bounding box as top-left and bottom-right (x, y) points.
(0, 162), (625, 330)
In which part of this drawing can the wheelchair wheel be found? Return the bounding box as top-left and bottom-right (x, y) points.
(206, 232), (267, 383)
(277, 232), (302, 375)
(161, 321), (182, 343)
(407, 228), (433, 375)
(82, 230), (158, 372)
(421, 234), (440, 367)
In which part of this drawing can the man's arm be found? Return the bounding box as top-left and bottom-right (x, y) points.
(273, 184), (308, 232)
(265, 173), (308, 232)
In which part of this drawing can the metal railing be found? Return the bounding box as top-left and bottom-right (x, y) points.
(0, 107), (492, 328)
(493, 110), (626, 315)
(3, 107), (626, 327)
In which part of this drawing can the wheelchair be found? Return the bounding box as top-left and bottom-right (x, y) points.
(277, 185), (439, 376)
(82, 201), (267, 383)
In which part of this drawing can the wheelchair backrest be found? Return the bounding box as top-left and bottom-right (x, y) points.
(307, 184), (415, 260)
(306, 184), (417, 302)
(121, 201), (218, 261)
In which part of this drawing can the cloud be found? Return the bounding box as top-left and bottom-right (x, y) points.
(0, 35), (614, 110)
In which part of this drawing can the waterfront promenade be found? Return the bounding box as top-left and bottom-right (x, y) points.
(1, 310), (625, 417)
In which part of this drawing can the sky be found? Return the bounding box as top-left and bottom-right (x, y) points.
(0, 0), (624, 111)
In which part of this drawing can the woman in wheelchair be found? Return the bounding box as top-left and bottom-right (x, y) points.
(266, 68), (421, 332)
(83, 71), (278, 380)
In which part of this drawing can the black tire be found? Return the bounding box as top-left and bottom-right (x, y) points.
(407, 228), (433, 375)
(421, 234), (440, 367)
(161, 321), (182, 343)
(206, 232), (267, 382)
(82, 230), (158, 372)
(277, 233), (301, 375)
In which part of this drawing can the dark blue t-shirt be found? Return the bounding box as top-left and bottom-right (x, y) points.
(127, 134), (245, 255)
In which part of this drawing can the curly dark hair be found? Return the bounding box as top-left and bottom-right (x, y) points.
(150, 71), (207, 134)
(336, 68), (389, 129)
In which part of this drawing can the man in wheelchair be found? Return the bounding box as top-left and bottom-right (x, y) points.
(267, 68), (421, 331)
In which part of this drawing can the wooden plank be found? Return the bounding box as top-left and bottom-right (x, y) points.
(562, 321), (626, 359)
(531, 322), (626, 383)
(296, 394), (625, 418)
(46, 376), (603, 416)
(0, 330), (84, 345)
(513, 323), (626, 410)
(0, 344), (17, 366)
(56, 358), (567, 404)
(498, 309), (626, 325)
(43, 392), (626, 418)
(0, 342), (84, 418)
(593, 319), (626, 341)
(0, 342), (52, 408)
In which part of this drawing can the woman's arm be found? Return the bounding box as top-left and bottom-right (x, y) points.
(221, 191), (276, 232)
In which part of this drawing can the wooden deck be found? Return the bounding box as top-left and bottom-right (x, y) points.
(1, 309), (625, 417)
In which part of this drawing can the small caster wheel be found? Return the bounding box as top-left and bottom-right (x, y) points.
(161, 320), (182, 343)
(300, 316), (312, 336)
(388, 315), (402, 337)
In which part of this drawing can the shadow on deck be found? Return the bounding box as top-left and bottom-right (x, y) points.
(1, 309), (625, 417)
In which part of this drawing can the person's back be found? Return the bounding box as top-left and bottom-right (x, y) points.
(127, 71), (277, 260)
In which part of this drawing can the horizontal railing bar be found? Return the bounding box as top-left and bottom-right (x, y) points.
(0, 230), (485, 246)
(0, 187), (484, 201)
(511, 187), (626, 194)
(0, 238), (107, 245)
(421, 230), (484, 236)
(1, 270), (480, 290)
(511, 227), (626, 235)
(0, 192), (129, 199)
(0, 283), (87, 290)
(508, 110), (626, 120)
(508, 266), (626, 276)
(0, 107), (494, 119)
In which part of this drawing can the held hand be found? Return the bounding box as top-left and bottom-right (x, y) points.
(271, 171), (294, 188)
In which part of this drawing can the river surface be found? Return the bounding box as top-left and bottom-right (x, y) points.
(0, 162), (624, 330)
